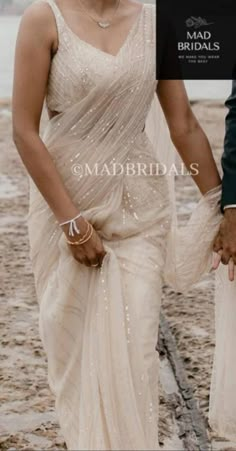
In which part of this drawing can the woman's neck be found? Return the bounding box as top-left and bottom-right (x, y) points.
(78, 0), (122, 15)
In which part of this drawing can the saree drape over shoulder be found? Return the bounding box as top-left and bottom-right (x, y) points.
(27, 1), (231, 449)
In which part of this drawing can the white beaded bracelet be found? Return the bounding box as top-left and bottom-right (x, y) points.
(59, 212), (82, 237)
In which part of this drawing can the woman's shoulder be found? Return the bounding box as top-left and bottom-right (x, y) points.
(20, 0), (56, 31)
(18, 0), (57, 46)
(22, 0), (51, 19)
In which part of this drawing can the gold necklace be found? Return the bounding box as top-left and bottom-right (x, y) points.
(78, 0), (121, 28)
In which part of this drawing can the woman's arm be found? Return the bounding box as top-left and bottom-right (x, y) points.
(156, 80), (221, 194)
(12, 3), (106, 267)
(12, 2), (81, 224)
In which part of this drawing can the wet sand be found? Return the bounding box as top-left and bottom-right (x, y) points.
(0, 98), (232, 450)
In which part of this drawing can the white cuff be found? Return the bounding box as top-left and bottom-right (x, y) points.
(224, 204), (236, 210)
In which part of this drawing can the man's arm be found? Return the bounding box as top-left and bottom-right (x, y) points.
(213, 81), (236, 280)
(221, 80), (236, 209)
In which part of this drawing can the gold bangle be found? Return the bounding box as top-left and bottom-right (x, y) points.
(66, 223), (93, 246)
(77, 223), (93, 244)
(66, 223), (91, 245)
(77, 226), (94, 245)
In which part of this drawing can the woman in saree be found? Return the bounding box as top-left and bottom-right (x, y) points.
(12, 0), (229, 449)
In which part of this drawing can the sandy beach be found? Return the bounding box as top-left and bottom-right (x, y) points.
(0, 98), (234, 450)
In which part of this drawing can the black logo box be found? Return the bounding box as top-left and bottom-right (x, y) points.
(156, 0), (236, 80)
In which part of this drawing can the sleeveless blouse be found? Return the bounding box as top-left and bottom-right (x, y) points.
(37, 0), (156, 113)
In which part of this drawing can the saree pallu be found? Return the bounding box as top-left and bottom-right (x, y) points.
(208, 265), (236, 441)
(26, 1), (228, 449)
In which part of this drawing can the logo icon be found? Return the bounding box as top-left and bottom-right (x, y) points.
(186, 16), (214, 29)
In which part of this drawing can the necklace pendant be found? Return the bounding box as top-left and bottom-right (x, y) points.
(97, 21), (111, 28)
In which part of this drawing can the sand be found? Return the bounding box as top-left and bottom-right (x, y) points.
(0, 98), (233, 450)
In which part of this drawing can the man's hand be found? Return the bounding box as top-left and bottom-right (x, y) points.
(212, 209), (236, 281)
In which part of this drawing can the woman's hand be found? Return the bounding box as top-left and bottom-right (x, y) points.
(62, 216), (107, 268)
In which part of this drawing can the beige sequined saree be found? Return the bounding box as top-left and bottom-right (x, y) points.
(26, 1), (225, 449)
